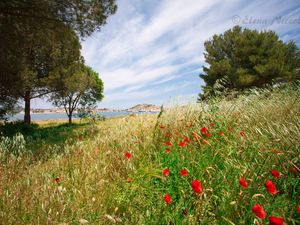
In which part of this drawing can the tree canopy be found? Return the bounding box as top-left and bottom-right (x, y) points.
(0, 0), (117, 37)
(0, 0), (116, 123)
(199, 26), (300, 100)
(0, 18), (82, 123)
(50, 66), (104, 124)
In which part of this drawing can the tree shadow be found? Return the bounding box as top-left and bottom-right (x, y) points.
(0, 121), (94, 161)
(1, 121), (87, 140)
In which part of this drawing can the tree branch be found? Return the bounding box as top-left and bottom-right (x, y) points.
(30, 90), (53, 99)
(71, 93), (81, 112)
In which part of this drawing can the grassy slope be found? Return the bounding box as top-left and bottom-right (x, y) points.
(0, 85), (299, 224)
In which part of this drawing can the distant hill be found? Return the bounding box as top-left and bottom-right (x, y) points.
(126, 104), (160, 112)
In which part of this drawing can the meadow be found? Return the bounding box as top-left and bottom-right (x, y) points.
(0, 83), (299, 225)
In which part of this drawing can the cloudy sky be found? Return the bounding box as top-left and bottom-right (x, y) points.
(33, 0), (300, 109)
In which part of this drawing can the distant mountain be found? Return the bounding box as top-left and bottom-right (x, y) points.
(126, 104), (160, 112)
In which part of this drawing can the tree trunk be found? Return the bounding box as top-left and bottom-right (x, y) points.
(24, 90), (31, 125)
(68, 113), (72, 124)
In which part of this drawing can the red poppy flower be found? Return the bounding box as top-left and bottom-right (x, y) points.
(252, 204), (266, 219)
(269, 216), (284, 225)
(165, 141), (172, 146)
(219, 131), (225, 136)
(124, 151), (132, 159)
(240, 131), (246, 137)
(175, 132), (180, 136)
(163, 168), (169, 176)
(184, 137), (191, 143)
(239, 178), (248, 188)
(191, 179), (203, 194)
(164, 194), (171, 204)
(205, 133), (212, 137)
(160, 125), (165, 129)
(55, 177), (60, 184)
(179, 141), (186, 147)
(127, 178), (132, 183)
(180, 169), (188, 177)
(265, 180), (277, 194)
(210, 122), (215, 127)
(165, 148), (171, 153)
(228, 127), (232, 132)
(201, 127), (208, 133)
(297, 205), (300, 213)
(271, 169), (280, 178)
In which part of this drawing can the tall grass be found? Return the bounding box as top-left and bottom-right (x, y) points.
(0, 84), (299, 224)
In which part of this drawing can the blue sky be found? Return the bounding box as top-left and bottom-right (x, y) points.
(33, 0), (300, 109)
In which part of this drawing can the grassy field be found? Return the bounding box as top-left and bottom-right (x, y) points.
(0, 84), (299, 224)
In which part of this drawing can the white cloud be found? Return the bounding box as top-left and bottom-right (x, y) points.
(78, 0), (300, 108)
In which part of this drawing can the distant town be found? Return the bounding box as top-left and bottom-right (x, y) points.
(21, 104), (161, 114)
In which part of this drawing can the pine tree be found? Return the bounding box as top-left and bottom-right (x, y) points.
(199, 26), (300, 100)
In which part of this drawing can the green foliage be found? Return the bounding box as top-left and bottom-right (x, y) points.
(76, 110), (106, 123)
(0, 3), (80, 120)
(199, 26), (300, 100)
(50, 66), (104, 124)
(0, 84), (299, 224)
(0, 0), (116, 121)
(0, 95), (17, 120)
(0, 0), (117, 38)
(114, 83), (300, 224)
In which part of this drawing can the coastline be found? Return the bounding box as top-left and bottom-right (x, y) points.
(8, 110), (159, 122)
(17, 104), (161, 115)
(18, 109), (161, 114)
